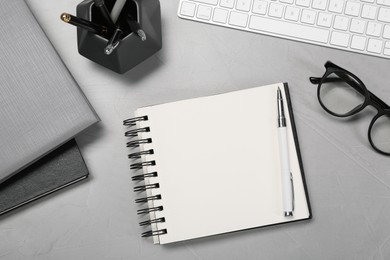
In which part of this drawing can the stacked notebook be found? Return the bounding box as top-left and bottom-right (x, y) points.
(0, 139), (89, 216)
(0, 0), (99, 214)
(124, 83), (311, 244)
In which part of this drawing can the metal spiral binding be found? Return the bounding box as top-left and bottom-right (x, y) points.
(142, 229), (167, 237)
(128, 149), (154, 159)
(125, 127), (150, 137)
(124, 115), (166, 238)
(127, 138), (152, 148)
(123, 115), (148, 126)
(135, 194), (162, 204)
(137, 205), (164, 215)
(139, 217), (165, 226)
(132, 172), (158, 181)
(130, 161), (156, 170)
(133, 183), (159, 192)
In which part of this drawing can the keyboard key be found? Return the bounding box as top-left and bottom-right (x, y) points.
(378, 7), (390, 22)
(384, 25), (390, 38)
(220, 0), (235, 8)
(361, 0), (374, 3)
(366, 22), (382, 36)
(361, 4), (378, 19)
(213, 8), (229, 23)
(197, 5), (212, 20)
(312, 0), (328, 10)
(180, 1), (197, 17)
(334, 15), (349, 30)
(229, 11), (249, 27)
(351, 35), (367, 50)
(249, 15), (330, 43)
(280, 0), (294, 4)
(330, 31), (350, 46)
(252, 0), (268, 14)
(285, 6), (301, 21)
(301, 9), (317, 24)
(385, 42), (390, 55)
(350, 18), (366, 33)
(296, 0), (311, 7)
(367, 38), (383, 53)
(377, 0), (390, 6)
(328, 0), (345, 13)
(236, 0), (252, 11)
(344, 1), (361, 16)
(191, 0), (218, 5)
(317, 12), (333, 27)
(268, 3), (284, 18)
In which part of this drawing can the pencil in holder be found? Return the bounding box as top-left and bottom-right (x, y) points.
(76, 0), (162, 74)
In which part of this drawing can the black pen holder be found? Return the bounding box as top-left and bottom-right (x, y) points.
(76, 0), (162, 74)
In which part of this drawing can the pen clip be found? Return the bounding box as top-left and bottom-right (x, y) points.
(290, 172), (294, 211)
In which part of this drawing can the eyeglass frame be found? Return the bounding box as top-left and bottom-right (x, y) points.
(309, 61), (390, 156)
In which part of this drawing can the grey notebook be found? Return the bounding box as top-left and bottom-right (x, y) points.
(0, 139), (89, 216)
(0, 0), (99, 183)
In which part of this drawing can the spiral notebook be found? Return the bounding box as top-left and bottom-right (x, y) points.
(124, 83), (311, 244)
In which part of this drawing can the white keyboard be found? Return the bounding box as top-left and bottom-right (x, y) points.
(178, 0), (390, 59)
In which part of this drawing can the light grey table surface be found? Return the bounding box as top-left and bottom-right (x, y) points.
(1, 0), (390, 259)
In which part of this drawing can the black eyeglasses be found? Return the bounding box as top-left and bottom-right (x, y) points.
(310, 61), (390, 156)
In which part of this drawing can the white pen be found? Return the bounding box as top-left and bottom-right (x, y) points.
(277, 87), (294, 217)
(110, 0), (127, 23)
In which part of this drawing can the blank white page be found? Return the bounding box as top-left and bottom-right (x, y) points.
(135, 83), (310, 244)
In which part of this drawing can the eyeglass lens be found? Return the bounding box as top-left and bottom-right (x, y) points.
(370, 114), (390, 154)
(319, 72), (366, 116)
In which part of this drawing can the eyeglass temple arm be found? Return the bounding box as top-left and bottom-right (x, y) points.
(309, 77), (343, 85)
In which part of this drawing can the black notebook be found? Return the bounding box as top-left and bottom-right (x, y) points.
(0, 139), (89, 216)
(124, 83), (311, 244)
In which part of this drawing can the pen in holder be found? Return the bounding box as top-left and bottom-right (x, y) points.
(76, 0), (162, 74)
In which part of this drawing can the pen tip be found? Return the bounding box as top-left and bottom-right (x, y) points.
(277, 87), (282, 99)
(60, 13), (71, 23)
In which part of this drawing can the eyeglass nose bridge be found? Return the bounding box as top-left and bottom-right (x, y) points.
(368, 91), (390, 112)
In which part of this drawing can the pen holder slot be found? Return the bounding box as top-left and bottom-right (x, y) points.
(90, 0), (138, 40)
(77, 0), (162, 74)
(90, 0), (115, 33)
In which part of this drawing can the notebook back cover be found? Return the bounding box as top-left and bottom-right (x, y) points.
(0, 0), (99, 182)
